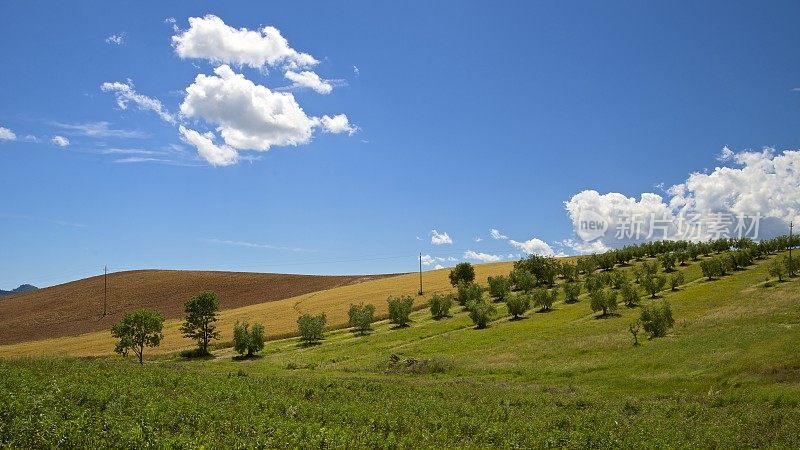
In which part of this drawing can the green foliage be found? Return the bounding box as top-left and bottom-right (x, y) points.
(456, 281), (483, 307)
(297, 313), (326, 344)
(659, 253), (676, 272)
(642, 260), (659, 277)
(532, 288), (557, 312)
(111, 309), (164, 365)
(640, 301), (675, 338)
(233, 322), (266, 357)
(487, 275), (512, 302)
(428, 293), (453, 319)
(387, 295), (414, 327)
(180, 291), (221, 355)
(449, 262), (475, 287)
(641, 275), (667, 298)
(629, 320), (641, 346)
(505, 293), (530, 319)
(563, 282), (581, 303)
(348, 303), (376, 335)
(513, 255), (558, 286)
(669, 272), (685, 291)
(610, 270), (627, 289)
(468, 299), (496, 329)
(769, 257), (787, 281)
(589, 287), (618, 317)
(510, 269), (535, 292)
(621, 283), (641, 307)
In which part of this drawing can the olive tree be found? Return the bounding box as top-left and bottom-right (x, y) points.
(563, 282), (581, 303)
(297, 313), (326, 345)
(669, 272), (685, 291)
(449, 262), (475, 287)
(505, 293), (530, 319)
(112, 309), (164, 365)
(769, 257), (787, 281)
(589, 288), (618, 317)
(233, 322), (266, 357)
(532, 288), (557, 312)
(487, 275), (511, 302)
(456, 281), (483, 307)
(641, 275), (667, 299)
(510, 269), (535, 292)
(640, 301), (675, 338)
(348, 303), (376, 335)
(180, 291), (220, 355)
(621, 282), (641, 307)
(468, 300), (497, 329)
(429, 293), (453, 319)
(387, 295), (414, 327)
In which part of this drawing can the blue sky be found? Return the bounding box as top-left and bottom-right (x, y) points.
(1, 1), (799, 288)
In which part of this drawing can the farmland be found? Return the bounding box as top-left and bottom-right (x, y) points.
(1, 247), (799, 447)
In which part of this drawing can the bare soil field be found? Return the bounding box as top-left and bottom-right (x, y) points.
(0, 270), (396, 345)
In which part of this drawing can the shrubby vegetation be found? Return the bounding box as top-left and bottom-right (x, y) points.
(387, 295), (414, 327)
(589, 287), (618, 317)
(563, 282), (581, 303)
(428, 293), (453, 319)
(640, 301), (675, 338)
(487, 275), (512, 302)
(456, 281), (483, 307)
(468, 299), (496, 328)
(297, 313), (326, 345)
(348, 303), (376, 335)
(505, 293), (530, 319)
(233, 322), (266, 357)
(532, 288), (557, 312)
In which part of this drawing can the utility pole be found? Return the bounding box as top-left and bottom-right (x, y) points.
(790, 222), (794, 277)
(103, 265), (107, 317)
(418, 252), (423, 295)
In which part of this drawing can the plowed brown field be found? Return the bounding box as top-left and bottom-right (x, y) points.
(0, 270), (396, 345)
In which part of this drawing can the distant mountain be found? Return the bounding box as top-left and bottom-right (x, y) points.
(0, 284), (38, 298)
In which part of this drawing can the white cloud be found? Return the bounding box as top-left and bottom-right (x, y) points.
(464, 250), (502, 263)
(172, 15), (318, 70)
(165, 17), (179, 32)
(101, 81), (175, 124)
(560, 238), (610, 255)
(51, 136), (70, 147)
(430, 229), (453, 245)
(564, 147), (800, 250)
(180, 65), (320, 151)
(23, 135), (39, 143)
(490, 228), (508, 240)
(716, 145), (735, 162)
(0, 127), (16, 141)
(473, 236), (483, 242)
(53, 121), (147, 138)
(178, 125), (238, 166)
(433, 264), (444, 270)
(509, 237), (555, 256)
(105, 33), (125, 45)
(421, 254), (445, 266)
(284, 70), (332, 94)
(101, 148), (161, 155)
(353, 65), (360, 76)
(320, 114), (357, 135)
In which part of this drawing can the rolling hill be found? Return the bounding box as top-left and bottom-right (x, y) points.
(0, 270), (395, 346)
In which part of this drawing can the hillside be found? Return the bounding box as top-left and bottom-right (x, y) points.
(0, 253), (798, 447)
(0, 261), (519, 356)
(0, 270), (394, 346)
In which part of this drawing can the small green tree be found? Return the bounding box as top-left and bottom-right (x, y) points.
(669, 272), (685, 291)
(563, 282), (581, 303)
(468, 300), (496, 329)
(532, 288), (557, 312)
(510, 269), (535, 292)
(429, 293), (453, 319)
(769, 257), (787, 281)
(641, 275), (666, 299)
(233, 322), (266, 357)
(112, 309), (164, 365)
(297, 313), (326, 344)
(449, 262), (475, 287)
(640, 301), (675, 338)
(387, 295), (414, 327)
(621, 282), (640, 307)
(180, 291), (220, 355)
(487, 275), (511, 302)
(659, 253), (676, 272)
(589, 288), (618, 317)
(629, 319), (641, 346)
(456, 281), (483, 307)
(348, 303), (376, 335)
(505, 293), (530, 319)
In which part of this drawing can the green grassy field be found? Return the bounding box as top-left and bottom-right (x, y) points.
(1, 253), (799, 448)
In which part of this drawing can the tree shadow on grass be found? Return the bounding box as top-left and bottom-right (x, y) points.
(390, 323), (411, 331)
(594, 312), (622, 319)
(536, 308), (555, 314)
(179, 348), (215, 360)
(348, 328), (373, 336)
(232, 354), (264, 362)
(296, 340), (323, 349)
(509, 316), (528, 322)
(432, 315), (452, 321)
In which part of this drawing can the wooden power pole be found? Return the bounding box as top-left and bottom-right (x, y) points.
(790, 222), (794, 277)
(418, 252), (423, 295)
(103, 265), (107, 317)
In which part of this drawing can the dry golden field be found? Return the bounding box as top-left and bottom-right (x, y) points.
(0, 261), (519, 357)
